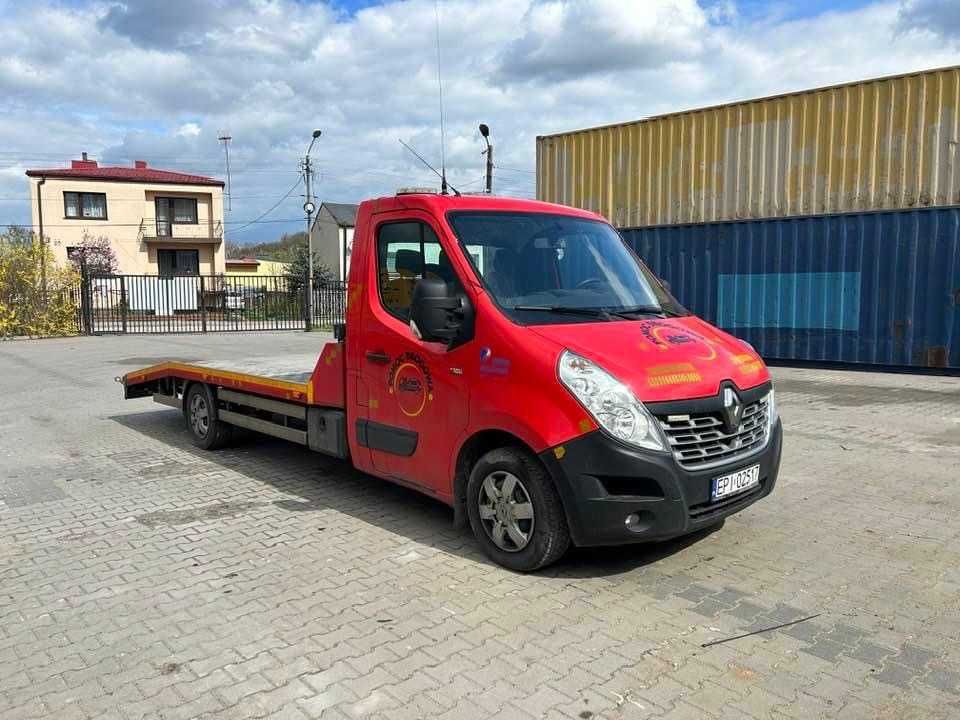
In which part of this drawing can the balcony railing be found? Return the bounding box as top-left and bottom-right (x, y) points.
(139, 219), (223, 245)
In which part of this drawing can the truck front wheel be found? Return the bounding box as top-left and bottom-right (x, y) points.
(184, 384), (233, 450)
(466, 447), (570, 572)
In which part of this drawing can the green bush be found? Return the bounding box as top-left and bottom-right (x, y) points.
(0, 230), (80, 338)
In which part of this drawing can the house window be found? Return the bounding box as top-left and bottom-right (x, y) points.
(156, 197), (198, 225)
(64, 192), (107, 219)
(157, 249), (200, 276)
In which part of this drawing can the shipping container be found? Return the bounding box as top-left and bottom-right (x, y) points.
(538, 66), (960, 227)
(624, 206), (960, 370)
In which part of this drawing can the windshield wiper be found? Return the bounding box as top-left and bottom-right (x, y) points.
(631, 304), (689, 318)
(512, 305), (660, 321)
(511, 305), (682, 320)
(613, 304), (668, 318)
(512, 305), (614, 320)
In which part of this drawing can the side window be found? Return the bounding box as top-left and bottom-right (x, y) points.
(377, 221), (458, 320)
(64, 191), (107, 219)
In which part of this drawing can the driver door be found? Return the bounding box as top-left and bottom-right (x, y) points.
(357, 212), (472, 496)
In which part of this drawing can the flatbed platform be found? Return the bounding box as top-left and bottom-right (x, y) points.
(122, 341), (347, 407)
(187, 354), (321, 384)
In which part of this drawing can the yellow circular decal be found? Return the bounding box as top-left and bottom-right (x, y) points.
(387, 352), (434, 417)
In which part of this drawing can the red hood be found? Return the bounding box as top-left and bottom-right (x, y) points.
(530, 316), (770, 402)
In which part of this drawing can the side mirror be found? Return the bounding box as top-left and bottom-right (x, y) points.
(410, 277), (474, 349)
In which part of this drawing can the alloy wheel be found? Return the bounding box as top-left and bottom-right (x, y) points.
(189, 392), (210, 438)
(477, 470), (535, 552)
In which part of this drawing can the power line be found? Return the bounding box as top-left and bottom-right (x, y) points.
(0, 163), (442, 183)
(0, 153), (510, 175)
(456, 176), (487, 189)
(0, 150), (537, 180)
(0, 194), (313, 202)
(494, 165), (537, 174)
(0, 218), (306, 229)
(0, 156), (489, 188)
(0, 172), (308, 231)
(0, 166), (299, 176)
(227, 176), (304, 234)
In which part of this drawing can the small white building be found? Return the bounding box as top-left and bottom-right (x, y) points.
(311, 202), (357, 282)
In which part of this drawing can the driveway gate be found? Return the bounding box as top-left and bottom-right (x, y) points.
(79, 273), (346, 334)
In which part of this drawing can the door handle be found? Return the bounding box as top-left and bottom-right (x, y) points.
(366, 350), (390, 364)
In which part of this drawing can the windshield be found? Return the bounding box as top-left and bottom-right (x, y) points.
(447, 211), (683, 323)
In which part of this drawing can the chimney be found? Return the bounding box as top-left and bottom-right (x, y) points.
(135, 160), (147, 169)
(71, 152), (98, 169)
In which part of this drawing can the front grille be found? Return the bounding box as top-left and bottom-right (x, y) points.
(656, 395), (770, 470)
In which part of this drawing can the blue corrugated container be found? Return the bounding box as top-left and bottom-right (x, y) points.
(624, 207), (960, 369)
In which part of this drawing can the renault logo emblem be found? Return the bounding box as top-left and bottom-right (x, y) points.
(721, 387), (743, 433)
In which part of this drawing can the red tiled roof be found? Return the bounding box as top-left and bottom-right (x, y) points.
(25, 165), (224, 186)
(226, 257), (260, 265)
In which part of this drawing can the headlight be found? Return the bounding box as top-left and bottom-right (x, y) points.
(767, 387), (778, 428)
(558, 350), (666, 451)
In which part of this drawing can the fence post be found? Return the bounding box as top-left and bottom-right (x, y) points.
(164, 276), (172, 333)
(80, 263), (94, 335)
(199, 275), (207, 333)
(119, 275), (128, 334)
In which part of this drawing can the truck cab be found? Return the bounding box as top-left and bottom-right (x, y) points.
(123, 192), (782, 572)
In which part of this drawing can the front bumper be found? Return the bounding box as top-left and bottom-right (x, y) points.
(539, 419), (782, 547)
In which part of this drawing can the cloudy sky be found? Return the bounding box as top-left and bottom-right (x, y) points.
(2, 0), (959, 244)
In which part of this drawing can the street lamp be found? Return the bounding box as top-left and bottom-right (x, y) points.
(479, 123), (492, 194)
(303, 129), (321, 331)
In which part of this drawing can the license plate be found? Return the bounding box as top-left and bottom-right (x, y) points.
(711, 464), (760, 501)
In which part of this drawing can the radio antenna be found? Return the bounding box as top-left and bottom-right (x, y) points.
(434, 0), (448, 195)
(399, 139), (460, 196)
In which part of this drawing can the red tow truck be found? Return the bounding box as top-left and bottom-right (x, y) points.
(123, 192), (782, 571)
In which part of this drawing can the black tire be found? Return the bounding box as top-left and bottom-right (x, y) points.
(466, 446), (570, 572)
(184, 384), (233, 450)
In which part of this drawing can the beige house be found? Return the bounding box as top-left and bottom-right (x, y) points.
(26, 154), (226, 275)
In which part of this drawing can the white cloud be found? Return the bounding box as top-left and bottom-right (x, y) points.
(175, 123), (202, 138)
(497, 0), (708, 82)
(0, 0), (958, 242)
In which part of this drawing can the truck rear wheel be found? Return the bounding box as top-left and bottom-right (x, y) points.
(466, 446), (570, 572)
(185, 384), (233, 450)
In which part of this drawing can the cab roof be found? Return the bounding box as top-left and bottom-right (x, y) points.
(360, 192), (605, 221)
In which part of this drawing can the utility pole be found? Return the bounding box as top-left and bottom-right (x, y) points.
(218, 134), (233, 211)
(479, 123), (493, 194)
(302, 129), (322, 331)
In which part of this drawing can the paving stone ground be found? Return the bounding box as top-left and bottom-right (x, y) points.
(1, 332), (958, 720)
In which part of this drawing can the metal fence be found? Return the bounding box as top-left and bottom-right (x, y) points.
(79, 273), (347, 334)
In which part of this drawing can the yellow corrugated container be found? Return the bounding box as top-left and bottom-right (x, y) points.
(536, 66), (960, 227)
